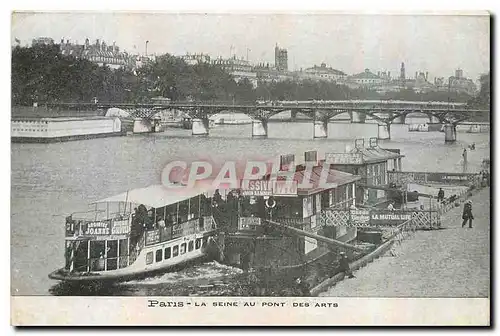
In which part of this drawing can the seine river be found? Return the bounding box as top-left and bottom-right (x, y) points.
(11, 119), (489, 295)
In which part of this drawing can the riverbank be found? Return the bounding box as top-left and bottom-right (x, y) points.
(318, 187), (490, 297)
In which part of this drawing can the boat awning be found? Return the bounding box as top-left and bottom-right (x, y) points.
(93, 184), (213, 208)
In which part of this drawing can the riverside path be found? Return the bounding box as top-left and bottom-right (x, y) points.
(319, 188), (490, 298)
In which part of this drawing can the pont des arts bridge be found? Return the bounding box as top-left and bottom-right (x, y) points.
(40, 100), (489, 142)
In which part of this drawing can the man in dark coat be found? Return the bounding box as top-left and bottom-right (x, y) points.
(339, 252), (355, 278)
(437, 188), (445, 203)
(462, 200), (474, 228)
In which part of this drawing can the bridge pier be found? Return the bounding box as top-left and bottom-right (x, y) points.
(133, 118), (153, 133)
(252, 119), (268, 137)
(429, 115), (440, 124)
(392, 114), (406, 124)
(351, 111), (366, 123)
(313, 120), (328, 138)
(377, 123), (391, 140)
(444, 124), (457, 142)
(192, 118), (209, 136)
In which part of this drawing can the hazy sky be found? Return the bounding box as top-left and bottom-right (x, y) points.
(11, 12), (490, 81)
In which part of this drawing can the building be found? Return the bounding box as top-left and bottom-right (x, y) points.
(448, 69), (478, 95)
(32, 37), (55, 46)
(348, 69), (385, 87)
(181, 53), (211, 65)
(59, 38), (134, 70)
(302, 63), (347, 83)
(254, 63), (294, 83)
(274, 44), (288, 72)
(324, 138), (404, 206)
(212, 56), (258, 87)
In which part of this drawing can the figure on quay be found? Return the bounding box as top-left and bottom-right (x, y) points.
(462, 200), (474, 228)
(437, 188), (445, 203)
(339, 252), (355, 279)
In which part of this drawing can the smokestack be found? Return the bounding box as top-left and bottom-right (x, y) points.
(415, 71), (418, 79)
(388, 71), (391, 79)
(425, 72), (429, 81)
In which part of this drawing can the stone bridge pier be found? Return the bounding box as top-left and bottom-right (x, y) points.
(313, 110), (330, 138)
(313, 119), (329, 138)
(252, 118), (269, 137)
(428, 114), (441, 124)
(350, 111), (366, 123)
(377, 122), (391, 140)
(192, 117), (210, 136)
(391, 112), (406, 124)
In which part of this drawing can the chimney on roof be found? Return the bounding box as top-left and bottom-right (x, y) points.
(425, 71), (429, 81)
(61, 38), (64, 44)
(415, 71), (418, 79)
(388, 71), (391, 79)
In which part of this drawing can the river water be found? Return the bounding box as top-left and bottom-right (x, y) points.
(11, 119), (490, 295)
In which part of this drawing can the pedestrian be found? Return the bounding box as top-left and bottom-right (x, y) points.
(339, 252), (355, 278)
(437, 188), (445, 203)
(462, 148), (468, 163)
(462, 200), (474, 228)
(295, 278), (311, 296)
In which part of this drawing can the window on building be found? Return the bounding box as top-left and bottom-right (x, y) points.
(188, 240), (194, 252)
(195, 238), (202, 249)
(180, 243), (186, 255)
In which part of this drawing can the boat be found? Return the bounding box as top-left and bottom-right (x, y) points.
(215, 158), (362, 280)
(48, 184), (220, 283)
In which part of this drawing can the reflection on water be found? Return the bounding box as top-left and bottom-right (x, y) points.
(11, 121), (489, 295)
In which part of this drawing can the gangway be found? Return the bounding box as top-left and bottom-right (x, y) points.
(264, 219), (365, 253)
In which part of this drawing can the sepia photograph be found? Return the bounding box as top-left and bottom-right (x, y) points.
(10, 10), (490, 325)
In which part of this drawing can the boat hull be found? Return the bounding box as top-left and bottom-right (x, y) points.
(48, 253), (211, 283)
(49, 231), (221, 283)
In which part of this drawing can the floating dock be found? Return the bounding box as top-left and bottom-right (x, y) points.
(11, 116), (125, 143)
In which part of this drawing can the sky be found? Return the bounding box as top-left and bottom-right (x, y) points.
(11, 12), (490, 81)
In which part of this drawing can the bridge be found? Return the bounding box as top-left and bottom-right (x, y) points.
(44, 100), (489, 142)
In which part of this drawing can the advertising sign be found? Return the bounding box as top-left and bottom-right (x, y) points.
(388, 171), (476, 185)
(240, 180), (273, 196)
(350, 209), (371, 227)
(172, 224), (184, 239)
(273, 180), (298, 196)
(111, 219), (129, 235)
(238, 217), (261, 231)
(370, 210), (412, 226)
(241, 180), (298, 197)
(325, 153), (363, 165)
(83, 220), (111, 236)
(145, 229), (160, 245)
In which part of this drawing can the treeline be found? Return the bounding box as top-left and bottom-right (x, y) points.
(11, 44), (487, 107)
